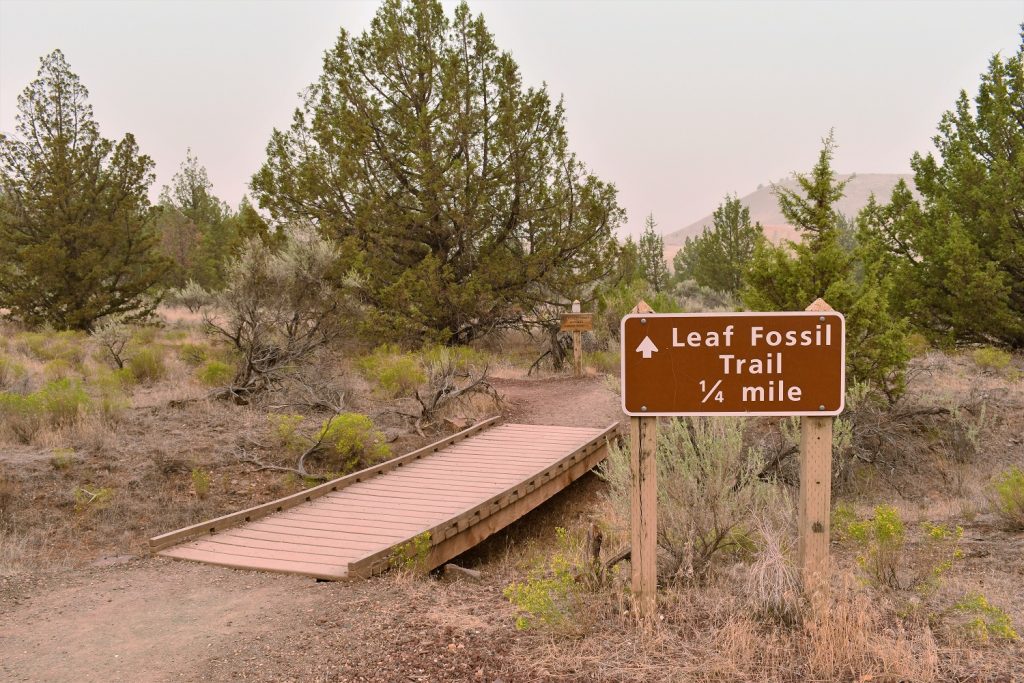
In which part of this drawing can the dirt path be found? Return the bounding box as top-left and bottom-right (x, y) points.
(0, 375), (620, 683)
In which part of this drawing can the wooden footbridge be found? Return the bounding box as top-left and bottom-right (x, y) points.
(150, 418), (618, 580)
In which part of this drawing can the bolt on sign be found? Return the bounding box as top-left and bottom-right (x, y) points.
(560, 313), (594, 332)
(620, 312), (845, 416)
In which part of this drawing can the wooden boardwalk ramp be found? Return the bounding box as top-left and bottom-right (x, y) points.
(150, 418), (618, 580)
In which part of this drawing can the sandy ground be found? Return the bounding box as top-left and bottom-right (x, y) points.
(0, 375), (622, 683)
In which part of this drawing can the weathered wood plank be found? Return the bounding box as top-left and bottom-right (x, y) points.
(149, 417), (500, 551)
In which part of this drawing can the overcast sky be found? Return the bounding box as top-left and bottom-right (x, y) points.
(1, 0), (1021, 237)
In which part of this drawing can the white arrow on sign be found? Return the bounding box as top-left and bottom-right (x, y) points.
(635, 336), (659, 359)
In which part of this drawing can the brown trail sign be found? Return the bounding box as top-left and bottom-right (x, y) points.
(621, 299), (845, 618)
(621, 310), (845, 416)
(561, 300), (593, 377)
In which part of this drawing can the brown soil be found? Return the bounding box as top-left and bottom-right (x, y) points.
(0, 375), (620, 683)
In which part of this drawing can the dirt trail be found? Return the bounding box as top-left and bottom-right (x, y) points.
(0, 375), (620, 683)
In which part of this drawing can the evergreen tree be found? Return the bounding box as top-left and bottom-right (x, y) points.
(860, 27), (1024, 348)
(251, 0), (623, 344)
(157, 150), (235, 289)
(744, 133), (909, 400)
(673, 194), (763, 295)
(0, 50), (167, 330)
(638, 213), (669, 292)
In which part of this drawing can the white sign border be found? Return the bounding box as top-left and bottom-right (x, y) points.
(619, 311), (847, 418)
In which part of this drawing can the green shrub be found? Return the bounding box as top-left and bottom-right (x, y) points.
(587, 350), (620, 375)
(91, 369), (131, 421)
(38, 378), (91, 425)
(269, 413), (306, 453)
(74, 486), (113, 512)
(503, 527), (581, 630)
(0, 392), (45, 442)
(600, 416), (780, 583)
(954, 593), (1019, 642)
(130, 326), (159, 345)
(905, 332), (930, 357)
(831, 502), (858, 542)
(43, 358), (74, 381)
(191, 468), (211, 499)
(388, 531), (432, 573)
(15, 331), (87, 365)
(0, 355), (27, 390)
(316, 413), (391, 473)
(418, 344), (486, 373)
(197, 360), (234, 387)
(844, 505), (962, 592)
(177, 343), (208, 366)
(357, 344), (426, 397)
(989, 466), (1024, 530)
(0, 379), (91, 442)
(972, 346), (1012, 373)
(50, 448), (74, 471)
(127, 346), (166, 383)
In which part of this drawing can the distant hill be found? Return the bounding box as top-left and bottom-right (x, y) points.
(664, 173), (913, 246)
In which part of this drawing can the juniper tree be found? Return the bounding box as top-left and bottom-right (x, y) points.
(744, 133), (909, 400)
(859, 27), (1024, 348)
(674, 195), (764, 295)
(0, 50), (167, 329)
(252, 0), (624, 344)
(637, 214), (669, 293)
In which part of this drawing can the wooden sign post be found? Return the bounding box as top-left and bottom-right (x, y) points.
(797, 298), (836, 595)
(560, 300), (593, 378)
(620, 298), (843, 612)
(629, 300), (658, 619)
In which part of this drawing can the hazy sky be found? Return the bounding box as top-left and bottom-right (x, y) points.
(1, 1), (1021, 237)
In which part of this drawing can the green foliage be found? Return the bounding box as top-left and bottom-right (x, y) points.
(357, 345), (427, 398)
(251, 0), (623, 344)
(191, 467), (211, 500)
(743, 133), (910, 400)
(594, 278), (681, 346)
(0, 355), (27, 390)
(269, 413), (307, 453)
(0, 377), (97, 440)
(905, 332), (931, 357)
(74, 486), (113, 512)
(587, 350), (620, 375)
(15, 331), (87, 365)
(177, 343), (208, 366)
(674, 194), (764, 295)
(503, 527), (581, 630)
(601, 416), (780, 582)
(206, 224), (356, 398)
(972, 347), (1012, 373)
(50, 448), (74, 471)
(989, 466), (1024, 530)
(831, 502), (858, 542)
(91, 369), (131, 421)
(388, 531), (432, 573)
(316, 413), (390, 474)
(954, 593), (1020, 642)
(127, 346), (166, 383)
(43, 359), (74, 381)
(638, 214), (669, 293)
(859, 31), (1024, 348)
(0, 50), (168, 330)
(197, 360), (233, 387)
(155, 150), (240, 289)
(842, 504), (962, 592)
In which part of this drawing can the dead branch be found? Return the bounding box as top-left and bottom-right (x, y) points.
(237, 414), (339, 481)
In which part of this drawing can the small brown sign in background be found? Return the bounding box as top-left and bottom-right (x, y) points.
(560, 313), (594, 332)
(621, 311), (845, 416)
